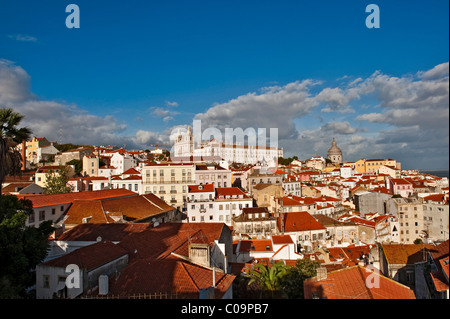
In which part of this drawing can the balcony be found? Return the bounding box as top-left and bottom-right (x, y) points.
(170, 190), (177, 194)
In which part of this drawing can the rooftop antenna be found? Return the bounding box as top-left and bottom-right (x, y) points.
(59, 124), (63, 145)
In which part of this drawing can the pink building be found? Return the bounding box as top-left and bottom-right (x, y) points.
(388, 178), (413, 197)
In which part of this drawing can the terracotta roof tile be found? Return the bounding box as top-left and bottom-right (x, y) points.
(18, 189), (137, 208)
(238, 239), (273, 252)
(103, 258), (235, 299)
(382, 244), (435, 265)
(278, 211), (326, 232)
(188, 184), (215, 193)
(43, 241), (128, 271)
(304, 265), (416, 299)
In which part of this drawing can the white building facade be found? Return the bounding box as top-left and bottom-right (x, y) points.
(173, 128), (283, 165)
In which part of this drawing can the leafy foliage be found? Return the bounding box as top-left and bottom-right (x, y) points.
(66, 159), (83, 175)
(43, 166), (73, 194)
(282, 258), (321, 299)
(0, 108), (31, 194)
(243, 258), (321, 299)
(245, 261), (289, 298)
(278, 156), (299, 166)
(0, 195), (54, 298)
(54, 143), (93, 153)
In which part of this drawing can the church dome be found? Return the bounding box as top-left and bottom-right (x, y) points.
(327, 138), (343, 164)
(327, 138), (342, 156)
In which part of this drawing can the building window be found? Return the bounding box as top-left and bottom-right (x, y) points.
(43, 275), (50, 288)
(39, 210), (45, 221)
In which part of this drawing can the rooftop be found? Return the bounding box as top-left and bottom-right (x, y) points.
(304, 265), (416, 299)
(18, 189), (137, 208)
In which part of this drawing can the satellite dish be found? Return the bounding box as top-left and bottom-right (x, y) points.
(96, 236), (102, 242)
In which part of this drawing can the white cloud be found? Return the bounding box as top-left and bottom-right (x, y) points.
(0, 59), (35, 103)
(194, 80), (322, 140)
(165, 101), (179, 107)
(8, 34), (38, 43)
(419, 62), (449, 80)
(2, 58), (447, 169)
(0, 59), (126, 146)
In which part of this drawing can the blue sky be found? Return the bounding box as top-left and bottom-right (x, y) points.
(0, 0), (448, 170)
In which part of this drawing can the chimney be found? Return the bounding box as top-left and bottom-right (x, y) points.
(21, 140), (26, 171)
(316, 267), (327, 281)
(98, 275), (109, 295)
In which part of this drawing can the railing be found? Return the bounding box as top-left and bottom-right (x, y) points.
(144, 179), (192, 184)
(82, 292), (180, 299)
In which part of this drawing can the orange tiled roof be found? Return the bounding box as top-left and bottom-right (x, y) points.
(117, 222), (229, 262)
(42, 241), (128, 271)
(57, 223), (153, 242)
(102, 258), (235, 299)
(304, 265), (416, 299)
(382, 244), (435, 265)
(64, 200), (115, 224)
(64, 193), (175, 224)
(238, 239), (273, 252)
(278, 211), (326, 232)
(188, 184), (215, 193)
(271, 235), (294, 245)
(17, 189), (137, 208)
(215, 187), (249, 198)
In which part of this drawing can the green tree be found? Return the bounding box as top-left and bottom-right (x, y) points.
(282, 258), (321, 299)
(0, 195), (54, 298)
(246, 262), (289, 298)
(66, 159), (83, 175)
(43, 166), (73, 194)
(0, 108), (31, 196)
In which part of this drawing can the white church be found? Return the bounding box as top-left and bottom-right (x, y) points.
(172, 126), (283, 165)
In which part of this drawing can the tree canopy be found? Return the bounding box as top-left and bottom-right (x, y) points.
(0, 195), (54, 298)
(0, 108), (31, 195)
(242, 258), (321, 299)
(43, 166), (73, 194)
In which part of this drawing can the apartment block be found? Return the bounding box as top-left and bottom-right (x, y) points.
(142, 163), (196, 211)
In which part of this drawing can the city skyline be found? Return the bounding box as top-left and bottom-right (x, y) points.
(0, 0), (448, 170)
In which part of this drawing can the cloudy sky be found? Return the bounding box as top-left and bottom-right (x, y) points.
(0, 0), (448, 170)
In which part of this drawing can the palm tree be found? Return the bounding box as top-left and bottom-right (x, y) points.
(246, 261), (289, 298)
(0, 108), (31, 196)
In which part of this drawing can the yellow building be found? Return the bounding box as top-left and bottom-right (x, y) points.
(142, 163), (196, 211)
(35, 165), (75, 188)
(26, 137), (51, 162)
(355, 159), (401, 174)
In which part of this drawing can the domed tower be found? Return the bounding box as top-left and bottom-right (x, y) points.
(173, 126), (193, 157)
(327, 138), (343, 164)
